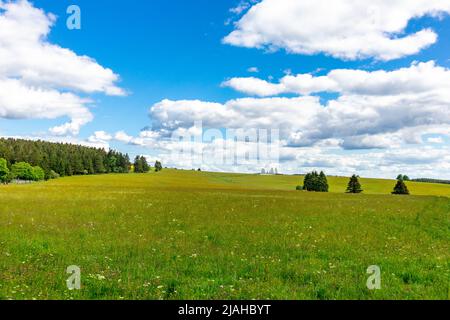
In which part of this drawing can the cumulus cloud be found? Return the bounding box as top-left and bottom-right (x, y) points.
(88, 131), (113, 143)
(224, 61), (450, 97)
(150, 62), (450, 150)
(224, 0), (450, 60)
(223, 77), (284, 96)
(219, 61), (450, 150)
(114, 131), (134, 143)
(150, 97), (322, 139)
(113, 130), (148, 146)
(0, 0), (124, 135)
(0, 78), (93, 135)
(95, 92), (450, 177)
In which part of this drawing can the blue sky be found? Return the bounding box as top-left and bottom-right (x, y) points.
(1, 0), (450, 177)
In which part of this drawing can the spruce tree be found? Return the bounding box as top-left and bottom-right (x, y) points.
(134, 156), (143, 173)
(318, 171), (329, 192)
(346, 174), (363, 193)
(392, 179), (410, 195)
(303, 173), (312, 191)
(141, 156), (150, 173)
(311, 171), (319, 191)
(303, 171), (329, 192)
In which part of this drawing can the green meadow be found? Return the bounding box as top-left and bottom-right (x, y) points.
(0, 170), (449, 300)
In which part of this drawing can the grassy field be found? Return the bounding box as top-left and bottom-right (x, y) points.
(0, 170), (449, 300)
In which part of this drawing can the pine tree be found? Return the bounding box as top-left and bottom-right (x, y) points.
(318, 171), (329, 192)
(134, 156), (143, 173)
(141, 156), (150, 173)
(346, 174), (363, 193)
(303, 171), (329, 192)
(303, 173), (312, 191)
(392, 179), (410, 195)
(311, 171), (319, 191)
(93, 154), (106, 173)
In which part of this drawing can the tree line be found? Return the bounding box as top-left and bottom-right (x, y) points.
(0, 138), (131, 181)
(297, 171), (410, 195)
(412, 178), (450, 185)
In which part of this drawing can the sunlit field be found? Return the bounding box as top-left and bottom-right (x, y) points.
(0, 170), (449, 300)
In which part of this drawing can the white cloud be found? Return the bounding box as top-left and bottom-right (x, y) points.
(100, 101), (450, 177)
(150, 97), (322, 139)
(0, 0), (124, 135)
(114, 130), (147, 146)
(139, 130), (161, 140)
(152, 62), (450, 150)
(229, 1), (257, 15)
(114, 131), (133, 143)
(88, 131), (113, 143)
(224, 61), (450, 97)
(219, 61), (450, 149)
(0, 78), (93, 135)
(247, 67), (259, 73)
(224, 0), (450, 60)
(0, 0), (124, 95)
(223, 77), (283, 96)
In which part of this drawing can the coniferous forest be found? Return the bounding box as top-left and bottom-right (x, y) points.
(0, 138), (130, 180)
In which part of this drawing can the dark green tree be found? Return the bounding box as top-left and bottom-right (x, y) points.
(396, 174), (410, 181)
(303, 172), (312, 191)
(392, 179), (410, 195)
(141, 156), (150, 173)
(134, 156), (150, 173)
(318, 171), (329, 192)
(155, 161), (163, 172)
(303, 171), (328, 192)
(93, 154), (106, 173)
(346, 175), (363, 193)
(134, 156), (144, 173)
